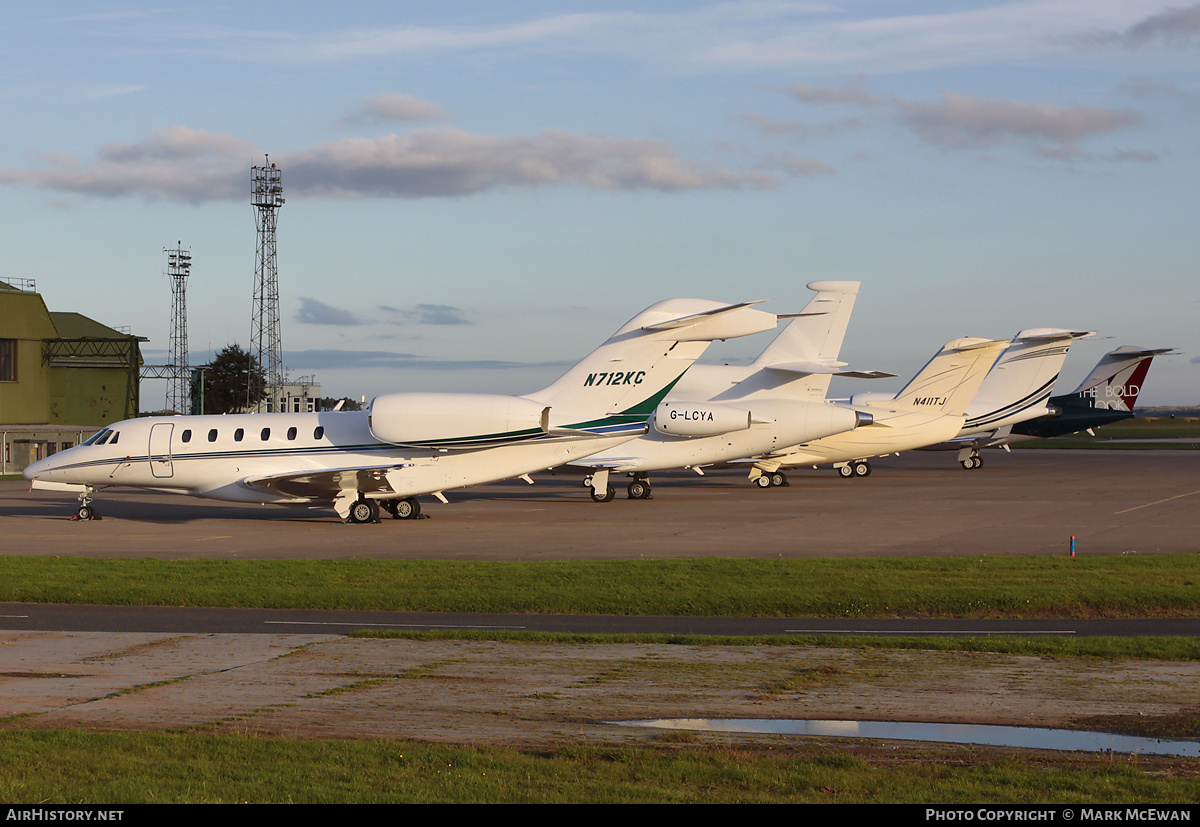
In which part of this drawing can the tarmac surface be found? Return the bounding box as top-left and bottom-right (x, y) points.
(3, 450), (1199, 559)
(2, 449), (1198, 753)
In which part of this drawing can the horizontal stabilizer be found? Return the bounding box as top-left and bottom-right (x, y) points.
(765, 361), (895, 379)
(641, 300), (767, 331)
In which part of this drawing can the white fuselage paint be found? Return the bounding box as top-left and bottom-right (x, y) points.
(25, 410), (642, 505)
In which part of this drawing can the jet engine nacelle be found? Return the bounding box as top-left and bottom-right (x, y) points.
(369, 392), (547, 447)
(653, 402), (752, 437)
(848, 391), (897, 407)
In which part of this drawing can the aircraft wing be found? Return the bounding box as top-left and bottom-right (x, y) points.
(244, 463), (416, 500)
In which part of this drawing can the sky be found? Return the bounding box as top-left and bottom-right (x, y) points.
(1, 1), (1196, 409)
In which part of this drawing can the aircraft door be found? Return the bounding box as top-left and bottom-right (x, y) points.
(149, 422), (174, 478)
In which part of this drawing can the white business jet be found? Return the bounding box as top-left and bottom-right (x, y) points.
(744, 335), (1009, 484)
(969, 344), (1173, 448)
(24, 298), (776, 522)
(566, 281), (888, 500)
(915, 328), (1095, 468)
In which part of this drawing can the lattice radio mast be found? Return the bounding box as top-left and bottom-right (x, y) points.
(249, 156), (285, 411)
(164, 242), (192, 414)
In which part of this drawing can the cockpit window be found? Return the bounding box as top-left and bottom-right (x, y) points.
(83, 429), (109, 446)
(109, 431), (119, 445)
(95, 430), (112, 446)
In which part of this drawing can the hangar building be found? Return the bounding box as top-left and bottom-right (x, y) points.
(1, 279), (145, 473)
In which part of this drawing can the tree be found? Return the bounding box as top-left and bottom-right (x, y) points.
(197, 344), (266, 414)
(319, 396), (362, 412)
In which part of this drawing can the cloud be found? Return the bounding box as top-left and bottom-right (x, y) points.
(280, 127), (773, 197)
(0, 126), (252, 202)
(0, 124), (771, 202)
(296, 298), (367, 326)
(284, 349), (570, 371)
(345, 93), (450, 125)
(1117, 4), (1200, 48)
(381, 304), (472, 326)
(896, 92), (1143, 150)
(783, 77), (881, 107)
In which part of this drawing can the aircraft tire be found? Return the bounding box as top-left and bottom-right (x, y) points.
(591, 485), (615, 503)
(75, 505), (97, 521)
(770, 472), (788, 487)
(754, 475), (773, 488)
(837, 464), (854, 479)
(854, 461), (871, 478)
(974, 456), (984, 469)
(348, 500), (377, 524)
(627, 480), (651, 499)
(394, 498), (421, 519)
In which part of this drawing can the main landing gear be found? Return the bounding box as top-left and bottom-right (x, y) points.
(960, 455), (984, 470)
(836, 461), (871, 478)
(753, 471), (788, 488)
(383, 497), (424, 520)
(340, 491), (426, 524)
(626, 476), (652, 500)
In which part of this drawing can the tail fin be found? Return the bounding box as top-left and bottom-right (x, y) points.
(691, 281), (891, 403)
(871, 338), (1008, 416)
(1010, 346), (1173, 439)
(964, 328), (1094, 430)
(1065, 346), (1174, 412)
(525, 299), (777, 432)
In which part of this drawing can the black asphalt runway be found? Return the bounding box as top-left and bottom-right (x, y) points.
(2, 602), (1199, 637)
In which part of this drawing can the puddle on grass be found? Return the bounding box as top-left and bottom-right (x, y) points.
(611, 719), (1200, 757)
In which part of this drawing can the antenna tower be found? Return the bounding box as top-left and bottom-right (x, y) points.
(164, 242), (192, 414)
(250, 155), (285, 411)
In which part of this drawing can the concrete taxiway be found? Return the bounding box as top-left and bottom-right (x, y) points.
(2, 450), (1198, 559)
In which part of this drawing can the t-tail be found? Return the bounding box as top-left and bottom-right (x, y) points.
(963, 328), (1094, 432)
(856, 338), (1008, 417)
(683, 281), (892, 403)
(367, 299), (777, 448)
(1012, 346), (1173, 439)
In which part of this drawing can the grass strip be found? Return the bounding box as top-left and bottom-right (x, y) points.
(0, 730), (1196, 804)
(0, 555), (1197, 618)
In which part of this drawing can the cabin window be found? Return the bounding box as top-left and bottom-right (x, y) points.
(208, 429), (218, 442)
(181, 430), (191, 443)
(314, 426), (324, 440)
(234, 428), (244, 442)
(260, 428), (270, 441)
(287, 427), (297, 441)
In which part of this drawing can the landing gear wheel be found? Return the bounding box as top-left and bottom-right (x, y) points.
(837, 464), (854, 479)
(74, 504), (99, 521)
(961, 456), (983, 470)
(627, 480), (651, 499)
(770, 472), (788, 487)
(348, 499), (378, 524)
(393, 497), (421, 519)
(853, 461), (871, 478)
(591, 485), (615, 503)
(973, 456), (984, 469)
(754, 474), (773, 489)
